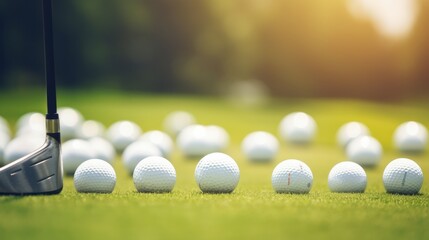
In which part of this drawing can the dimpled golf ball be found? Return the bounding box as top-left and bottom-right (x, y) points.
(62, 139), (97, 175)
(177, 124), (213, 158)
(346, 136), (382, 167)
(88, 137), (116, 165)
(242, 131), (279, 163)
(74, 159), (116, 193)
(279, 112), (317, 144)
(78, 120), (106, 139)
(394, 121), (427, 153)
(106, 120), (142, 152)
(164, 111), (196, 137)
(195, 152), (240, 193)
(272, 159), (313, 193)
(58, 107), (84, 141)
(139, 130), (174, 157)
(133, 156), (176, 193)
(337, 121), (370, 148)
(122, 140), (162, 175)
(328, 161), (367, 193)
(383, 158), (423, 195)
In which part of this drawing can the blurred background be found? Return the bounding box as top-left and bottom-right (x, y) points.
(1, 0), (428, 100)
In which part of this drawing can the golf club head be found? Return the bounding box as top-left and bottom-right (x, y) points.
(0, 119), (62, 195)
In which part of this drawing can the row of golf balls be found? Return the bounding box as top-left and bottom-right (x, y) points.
(74, 152), (424, 195)
(1, 109), (427, 170)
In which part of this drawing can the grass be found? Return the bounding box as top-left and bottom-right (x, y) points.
(0, 89), (428, 239)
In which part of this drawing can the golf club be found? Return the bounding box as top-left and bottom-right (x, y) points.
(0, 0), (62, 195)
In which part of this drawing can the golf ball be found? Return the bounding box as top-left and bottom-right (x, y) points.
(242, 131), (278, 163)
(337, 121), (370, 148)
(195, 152), (240, 193)
(74, 159), (116, 193)
(62, 139), (97, 175)
(106, 120), (142, 152)
(133, 156), (176, 193)
(272, 159), (313, 194)
(3, 134), (45, 165)
(394, 121), (427, 153)
(88, 137), (116, 165)
(0, 115), (10, 137)
(328, 161), (367, 193)
(346, 136), (382, 167)
(78, 120), (105, 139)
(0, 131), (11, 166)
(139, 130), (174, 157)
(383, 158), (423, 195)
(122, 140), (162, 175)
(15, 112), (45, 138)
(164, 111), (196, 137)
(279, 112), (317, 144)
(206, 125), (230, 152)
(16, 112), (44, 130)
(177, 124), (213, 158)
(58, 107), (84, 141)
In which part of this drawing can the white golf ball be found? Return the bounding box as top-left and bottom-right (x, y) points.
(78, 120), (105, 139)
(58, 107), (84, 141)
(279, 112), (317, 144)
(3, 134), (45, 165)
(242, 131), (278, 163)
(133, 156), (176, 193)
(15, 112), (45, 138)
(106, 120), (142, 152)
(207, 125), (230, 152)
(0, 131), (10, 146)
(272, 159), (313, 193)
(177, 124), (213, 158)
(164, 111), (196, 136)
(88, 137), (116, 165)
(62, 139), (97, 175)
(337, 121), (370, 148)
(16, 112), (44, 130)
(0, 131), (11, 166)
(346, 136), (383, 167)
(0, 115), (10, 137)
(383, 158), (423, 195)
(139, 130), (174, 157)
(74, 159), (116, 193)
(328, 161), (367, 193)
(122, 140), (162, 175)
(195, 152), (240, 193)
(394, 121), (427, 153)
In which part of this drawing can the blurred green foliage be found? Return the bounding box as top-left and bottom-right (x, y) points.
(1, 0), (428, 99)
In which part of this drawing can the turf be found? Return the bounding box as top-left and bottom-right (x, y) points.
(0, 89), (428, 240)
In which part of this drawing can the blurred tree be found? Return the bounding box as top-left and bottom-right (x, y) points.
(414, 0), (429, 94)
(0, 0), (428, 99)
(1, 0), (44, 88)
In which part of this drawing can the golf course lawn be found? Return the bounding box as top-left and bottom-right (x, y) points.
(0, 89), (428, 239)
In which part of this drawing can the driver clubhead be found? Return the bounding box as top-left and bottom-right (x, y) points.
(0, 132), (62, 195)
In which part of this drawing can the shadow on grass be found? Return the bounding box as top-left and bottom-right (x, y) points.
(196, 191), (236, 195)
(0, 195), (24, 203)
(384, 192), (425, 197)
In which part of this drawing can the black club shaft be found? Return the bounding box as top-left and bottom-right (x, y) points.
(42, 0), (58, 119)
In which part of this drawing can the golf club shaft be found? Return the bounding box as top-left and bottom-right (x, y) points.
(42, 0), (58, 119)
